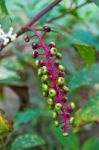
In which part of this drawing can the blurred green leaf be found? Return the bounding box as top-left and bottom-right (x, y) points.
(82, 137), (99, 150)
(14, 109), (41, 129)
(74, 44), (95, 67)
(0, 0), (11, 29)
(91, 0), (99, 7)
(10, 134), (45, 150)
(74, 93), (99, 131)
(52, 126), (79, 150)
(68, 64), (99, 90)
(0, 66), (20, 84)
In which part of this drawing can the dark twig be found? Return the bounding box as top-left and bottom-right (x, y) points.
(0, 0), (62, 51)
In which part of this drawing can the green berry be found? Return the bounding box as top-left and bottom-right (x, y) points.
(49, 89), (56, 97)
(38, 68), (42, 76)
(58, 65), (65, 72)
(52, 111), (57, 119)
(42, 84), (48, 91)
(57, 52), (62, 59)
(47, 98), (53, 105)
(41, 74), (48, 82)
(41, 66), (47, 74)
(42, 91), (48, 97)
(63, 132), (68, 136)
(57, 77), (65, 85)
(35, 60), (40, 67)
(50, 48), (57, 56)
(54, 120), (59, 127)
(63, 86), (69, 92)
(71, 102), (75, 109)
(69, 117), (75, 124)
(55, 103), (62, 111)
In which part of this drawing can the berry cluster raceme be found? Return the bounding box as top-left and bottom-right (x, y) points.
(25, 26), (75, 136)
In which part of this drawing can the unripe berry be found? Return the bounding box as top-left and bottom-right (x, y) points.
(58, 65), (65, 72)
(38, 68), (42, 76)
(49, 89), (56, 97)
(54, 60), (60, 67)
(57, 77), (65, 85)
(48, 42), (55, 48)
(55, 103), (62, 111)
(63, 132), (68, 136)
(71, 102), (75, 109)
(69, 117), (75, 124)
(54, 120), (59, 127)
(41, 74), (48, 82)
(32, 42), (38, 49)
(42, 83), (48, 91)
(43, 26), (51, 32)
(41, 66), (47, 74)
(56, 52), (62, 59)
(63, 86), (69, 92)
(47, 98), (53, 105)
(42, 91), (48, 97)
(52, 111), (57, 119)
(50, 48), (57, 56)
(35, 60), (40, 67)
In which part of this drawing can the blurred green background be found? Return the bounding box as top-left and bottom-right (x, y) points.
(0, 0), (99, 150)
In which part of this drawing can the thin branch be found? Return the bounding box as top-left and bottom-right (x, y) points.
(47, 0), (91, 23)
(0, 0), (62, 51)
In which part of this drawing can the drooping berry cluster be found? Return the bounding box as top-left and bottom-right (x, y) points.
(25, 26), (75, 136)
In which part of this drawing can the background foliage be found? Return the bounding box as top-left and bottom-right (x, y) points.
(0, 0), (99, 150)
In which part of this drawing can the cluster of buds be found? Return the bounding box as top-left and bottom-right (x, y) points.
(0, 24), (17, 45)
(24, 26), (75, 136)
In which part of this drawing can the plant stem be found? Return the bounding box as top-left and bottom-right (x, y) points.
(0, 0), (62, 51)
(47, 0), (91, 23)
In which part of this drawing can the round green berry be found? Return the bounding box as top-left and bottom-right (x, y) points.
(38, 68), (42, 76)
(57, 77), (65, 85)
(55, 103), (62, 111)
(47, 98), (53, 105)
(63, 86), (69, 92)
(69, 117), (75, 124)
(71, 102), (75, 109)
(50, 48), (57, 56)
(42, 84), (48, 91)
(52, 111), (57, 119)
(35, 60), (40, 67)
(42, 91), (48, 97)
(63, 132), (68, 136)
(41, 74), (48, 82)
(58, 65), (65, 72)
(56, 52), (62, 59)
(49, 89), (56, 97)
(54, 120), (59, 127)
(41, 66), (47, 74)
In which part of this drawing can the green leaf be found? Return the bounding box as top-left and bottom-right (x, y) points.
(0, 0), (11, 29)
(10, 134), (45, 150)
(14, 109), (41, 129)
(91, 0), (99, 7)
(0, 67), (20, 84)
(68, 64), (99, 90)
(74, 44), (95, 67)
(52, 126), (79, 150)
(74, 93), (99, 131)
(82, 137), (99, 150)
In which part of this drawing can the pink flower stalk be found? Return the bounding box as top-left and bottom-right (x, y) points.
(25, 26), (75, 136)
